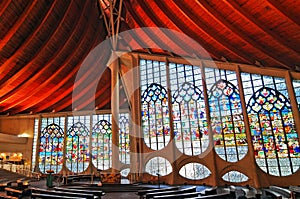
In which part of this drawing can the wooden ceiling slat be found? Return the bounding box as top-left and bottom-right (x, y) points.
(224, 0), (300, 64)
(172, 0), (256, 64)
(9, 2), (103, 114)
(267, 0), (300, 27)
(197, 0), (295, 69)
(0, 1), (61, 84)
(30, 25), (103, 114)
(0, 1), (74, 99)
(0, 1), (87, 111)
(0, 1), (38, 49)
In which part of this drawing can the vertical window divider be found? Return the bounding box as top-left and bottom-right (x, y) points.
(201, 62), (218, 186)
(34, 115), (42, 173)
(62, 115), (68, 174)
(165, 57), (176, 184)
(285, 71), (300, 141)
(236, 65), (260, 187)
(89, 114), (93, 174)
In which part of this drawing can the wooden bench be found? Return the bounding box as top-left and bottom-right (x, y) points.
(31, 193), (87, 199)
(137, 186), (180, 198)
(30, 187), (95, 199)
(54, 186), (105, 198)
(0, 193), (18, 199)
(0, 180), (13, 191)
(201, 186), (218, 195)
(263, 188), (283, 199)
(187, 192), (232, 199)
(152, 191), (200, 199)
(4, 187), (24, 198)
(269, 186), (292, 198)
(145, 186), (197, 199)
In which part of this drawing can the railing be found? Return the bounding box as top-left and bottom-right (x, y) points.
(0, 161), (41, 180)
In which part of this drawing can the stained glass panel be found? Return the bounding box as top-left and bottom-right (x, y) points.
(179, 163), (211, 180)
(39, 122), (64, 174)
(292, 79), (300, 111)
(92, 117), (112, 170)
(145, 157), (172, 176)
(119, 113), (130, 164)
(169, 63), (209, 156)
(208, 77), (248, 162)
(222, 171), (249, 183)
(66, 122), (90, 173)
(140, 60), (170, 151)
(243, 73), (300, 176)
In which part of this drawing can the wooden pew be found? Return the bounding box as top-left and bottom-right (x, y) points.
(187, 192), (232, 199)
(0, 180), (13, 191)
(4, 187), (24, 198)
(30, 187), (95, 199)
(263, 188), (282, 199)
(54, 186), (105, 198)
(0, 193), (18, 199)
(31, 193), (87, 199)
(152, 191), (200, 199)
(289, 187), (300, 199)
(269, 186), (292, 198)
(201, 186), (218, 195)
(145, 186), (197, 199)
(136, 186), (180, 198)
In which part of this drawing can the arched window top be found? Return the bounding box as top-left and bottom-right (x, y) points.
(67, 122), (89, 137)
(247, 87), (291, 113)
(142, 83), (167, 103)
(173, 82), (203, 103)
(92, 120), (112, 134)
(41, 123), (64, 138)
(222, 171), (249, 183)
(179, 163), (211, 180)
(209, 79), (239, 98)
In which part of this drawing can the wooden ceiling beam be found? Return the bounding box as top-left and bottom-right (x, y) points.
(0, 1), (89, 111)
(11, 5), (101, 114)
(197, 0), (295, 69)
(173, 0), (255, 64)
(224, 0), (300, 60)
(0, 1), (63, 86)
(0, 1), (38, 49)
(266, 0), (300, 27)
(0, 1), (78, 100)
(0, 0), (12, 17)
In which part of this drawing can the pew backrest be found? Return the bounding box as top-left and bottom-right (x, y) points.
(145, 186), (197, 199)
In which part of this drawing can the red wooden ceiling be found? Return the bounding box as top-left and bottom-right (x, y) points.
(0, 0), (299, 115)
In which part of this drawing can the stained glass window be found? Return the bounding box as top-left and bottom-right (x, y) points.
(39, 119), (64, 174)
(206, 68), (248, 162)
(169, 63), (209, 156)
(222, 171), (249, 183)
(179, 163), (211, 180)
(292, 79), (300, 111)
(140, 60), (170, 150)
(119, 113), (130, 164)
(243, 73), (300, 176)
(92, 114), (112, 170)
(145, 157), (172, 176)
(66, 121), (90, 173)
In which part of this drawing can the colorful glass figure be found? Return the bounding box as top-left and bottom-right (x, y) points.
(66, 122), (90, 173)
(92, 120), (112, 170)
(248, 87), (300, 176)
(39, 123), (64, 174)
(209, 79), (248, 162)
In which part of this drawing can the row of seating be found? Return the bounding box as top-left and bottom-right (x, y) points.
(136, 186), (234, 199)
(30, 187), (105, 199)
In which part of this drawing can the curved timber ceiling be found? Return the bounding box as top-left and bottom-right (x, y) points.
(0, 0), (300, 115)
